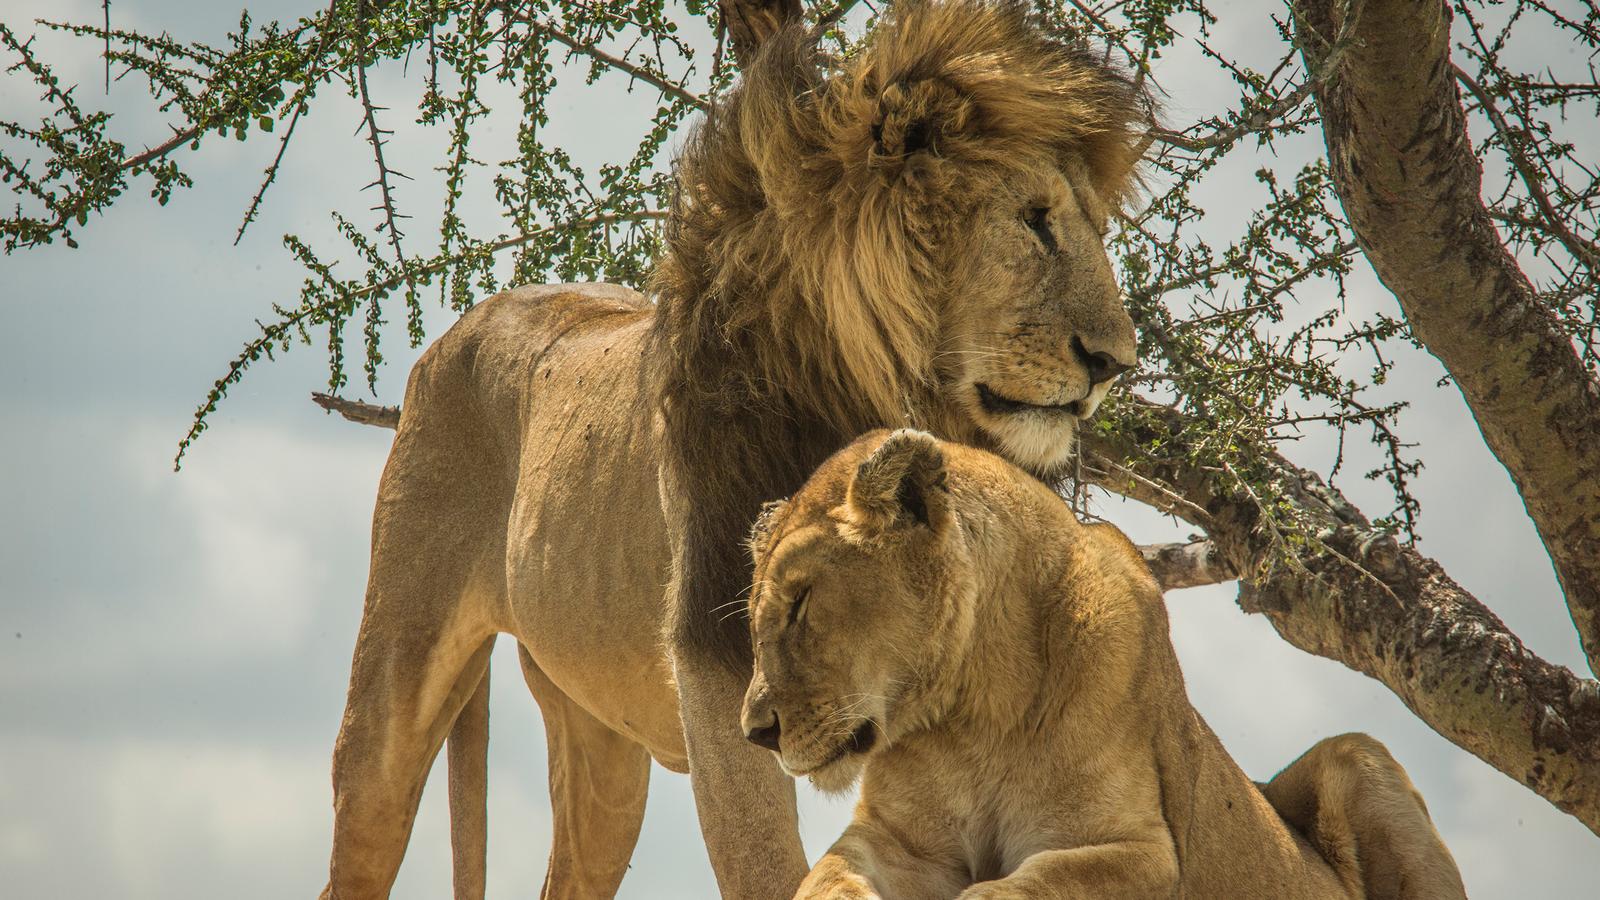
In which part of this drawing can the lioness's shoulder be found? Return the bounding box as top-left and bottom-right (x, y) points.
(1079, 521), (1162, 599)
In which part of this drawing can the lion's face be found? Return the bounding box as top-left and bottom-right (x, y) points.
(656, 3), (1145, 478)
(740, 430), (974, 793)
(936, 159), (1137, 475)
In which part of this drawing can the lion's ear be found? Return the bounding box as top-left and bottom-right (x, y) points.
(870, 78), (972, 164)
(845, 429), (950, 535)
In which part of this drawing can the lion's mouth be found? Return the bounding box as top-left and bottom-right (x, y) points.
(975, 382), (1085, 418)
(810, 720), (879, 772)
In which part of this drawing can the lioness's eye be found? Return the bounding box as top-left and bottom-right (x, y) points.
(1023, 207), (1057, 252)
(787, 586), (811, 627)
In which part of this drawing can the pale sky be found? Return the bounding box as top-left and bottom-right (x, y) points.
(2, 1), (1597, 897)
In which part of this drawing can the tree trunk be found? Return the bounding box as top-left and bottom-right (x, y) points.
(1296, 0), (1600, 675)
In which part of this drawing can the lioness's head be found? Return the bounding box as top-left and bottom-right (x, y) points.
(656, 0), (1144, 476)
(740, 429), (992, 793)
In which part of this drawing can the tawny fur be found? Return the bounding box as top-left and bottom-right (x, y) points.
(320, 2), (1153, 897)
(742, 430), (1469, 900)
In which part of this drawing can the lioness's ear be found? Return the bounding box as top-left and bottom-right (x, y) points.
(846, 429), (950, 534)
(747, 498), (788, 562)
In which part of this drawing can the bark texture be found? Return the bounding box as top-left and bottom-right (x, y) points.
(1297, 0), (1600, 674)
(1085, 399), (1600, 834)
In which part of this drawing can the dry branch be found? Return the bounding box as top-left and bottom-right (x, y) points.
(1295, 0), (1600, 674)
(1141, 540), (1237, 591)
(311, 391), (400, 428)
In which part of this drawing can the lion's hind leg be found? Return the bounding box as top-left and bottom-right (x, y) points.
(516, 643), (651, 900)
(322, 348), (513, 898)
(447, 664), (491, 900)
(1261, 733), (1466, 900)
(323, 610), (496, 899)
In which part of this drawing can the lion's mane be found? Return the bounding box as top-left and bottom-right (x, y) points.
(650, 0), (1144, 433)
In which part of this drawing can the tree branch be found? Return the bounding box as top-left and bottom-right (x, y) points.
(116, 124), (200, 172)
(1085, 397), (1600, 834)
(1297, 0), (1600, 675)
(356, 42), (412, 287)
(311, 391), (400, 428)
(1140, 540), (1238, 591)
(235, 0), (343, 245)
(338, 209), (667, 307)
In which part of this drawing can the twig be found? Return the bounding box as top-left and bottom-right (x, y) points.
(1082, 452), (1212, 523)
(102, 0), (110, 94)
(1150, 0), (1364, 152)
(337, 209), (668, 306)
(235, 0), (342, 244)
(511, 13), (707, 110)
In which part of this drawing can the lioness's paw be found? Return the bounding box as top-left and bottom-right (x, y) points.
(796, 883), (881, 900)
(955, 882), (1032, 900)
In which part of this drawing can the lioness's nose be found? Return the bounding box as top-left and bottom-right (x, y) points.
(744, 713), (782, 752)
(1073, 336), (1133, 386)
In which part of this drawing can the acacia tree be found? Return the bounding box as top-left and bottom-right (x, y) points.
(4, 0), (1598, 832)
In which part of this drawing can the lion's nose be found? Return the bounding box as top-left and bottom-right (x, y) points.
(744, 713), (782, 752)
(1073, 336), (1133, 386)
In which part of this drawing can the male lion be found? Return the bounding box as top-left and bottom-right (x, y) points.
(320, 2), (1145, 897)
(740, 429), (1468, 900)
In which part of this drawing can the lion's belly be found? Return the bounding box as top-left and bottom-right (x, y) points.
(494, 297), (686, 770)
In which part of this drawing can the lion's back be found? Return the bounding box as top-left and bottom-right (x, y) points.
(397, 282), (656, 449)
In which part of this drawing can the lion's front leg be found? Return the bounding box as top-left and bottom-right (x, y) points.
(673, 640), (810, 899)
(657, 444), (815, 900)
(956, 839), (1178, 900)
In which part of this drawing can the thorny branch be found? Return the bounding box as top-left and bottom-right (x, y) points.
(355, 0), (416, 378)
(1454, 65), (1600, 270)
(235, 0), (343, 244)
(518, 14), (708, 109)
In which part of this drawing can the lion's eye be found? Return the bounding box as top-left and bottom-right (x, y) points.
(1023, 207), (1057, 252)
(787, 586), (811, 627)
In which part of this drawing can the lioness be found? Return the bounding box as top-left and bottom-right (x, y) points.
(741, 430), (1467, 899)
